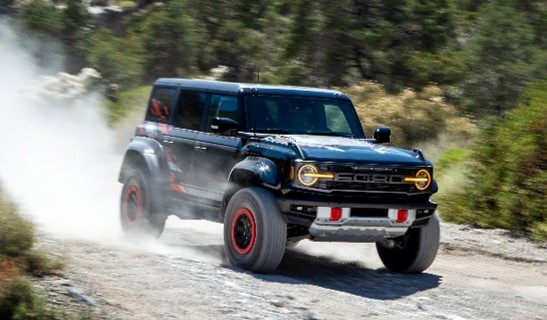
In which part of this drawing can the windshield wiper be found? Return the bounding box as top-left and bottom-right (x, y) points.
(253, 129), (291, 134)
(304, 131), (348, 137)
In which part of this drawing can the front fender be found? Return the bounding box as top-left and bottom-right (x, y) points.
(229, 156), (281, 189)
(220, 157), (282, 218)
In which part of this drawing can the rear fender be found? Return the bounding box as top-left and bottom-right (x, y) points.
(118, 137), (166, 187)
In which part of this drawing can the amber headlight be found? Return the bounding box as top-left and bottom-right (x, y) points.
(297, 164), (334, 187)
(404, 169), (431, 191)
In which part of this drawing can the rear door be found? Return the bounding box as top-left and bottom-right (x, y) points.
(164, 90), (207, 193)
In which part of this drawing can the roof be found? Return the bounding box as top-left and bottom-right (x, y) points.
(154, 78), (349, 99)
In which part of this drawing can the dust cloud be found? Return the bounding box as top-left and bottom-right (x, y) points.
(0, 21), (121, 241)
(0, 21), (225, 265)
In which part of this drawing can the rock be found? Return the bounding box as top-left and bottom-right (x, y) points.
(30, 67), (102, 101)
(68, 286), (96, 307)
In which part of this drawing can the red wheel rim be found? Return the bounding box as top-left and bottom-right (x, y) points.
(231, 208), (256, 255)
(123, 184), (143, 225)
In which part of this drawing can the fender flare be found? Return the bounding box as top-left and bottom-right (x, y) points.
(220, 157), (282, 217)
(118, 137), (166, 186)
(230, 156), (281, 188)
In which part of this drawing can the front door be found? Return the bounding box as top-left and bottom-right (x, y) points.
(190, 94), (242, 201)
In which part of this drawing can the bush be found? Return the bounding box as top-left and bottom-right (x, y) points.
(439, 81), (546, 240)
(0, 196), (34, 258)
(85, 28), (143, 90)
(24, 249), (64, 277)
(104, 85), (151, 124)
(0, 278), (58, 320)
(343, 81), (477, 150)
(19, 0), (64, 36)
(0, 186), (63, 306)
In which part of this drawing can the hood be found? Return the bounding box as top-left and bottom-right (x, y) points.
(264, 135), (428, 166)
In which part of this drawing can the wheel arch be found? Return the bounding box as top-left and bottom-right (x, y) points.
(118, 138), (165, 185)
(220, 157), (282, 218)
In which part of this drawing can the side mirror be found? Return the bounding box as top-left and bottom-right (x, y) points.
(211, 117), (238, 136)
(374, 126), (391, 144)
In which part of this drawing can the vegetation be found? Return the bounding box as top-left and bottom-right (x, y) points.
(437, 81), (546, 241)
(6, 0), (547, 241)
(103, 85), (150, 123)
(345, 83), (476, 152)
(0, 187), (63, 319)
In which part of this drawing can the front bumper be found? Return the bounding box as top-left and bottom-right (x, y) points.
(277, 198), (437, 242)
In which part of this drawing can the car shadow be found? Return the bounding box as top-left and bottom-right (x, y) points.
(255, 249), (442, 300)
(160, 228), (441, 300)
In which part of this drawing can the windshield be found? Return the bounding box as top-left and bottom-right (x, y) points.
(245, 95), (365, 138)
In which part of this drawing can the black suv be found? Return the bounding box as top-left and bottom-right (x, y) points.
(118, 79), (440, 273)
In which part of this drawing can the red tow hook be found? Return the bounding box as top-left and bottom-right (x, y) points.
(330, 207), (342, 221)
(396, 209), (408, 223)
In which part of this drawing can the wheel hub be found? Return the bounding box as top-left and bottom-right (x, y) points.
(231, 208), (256, 255)
(124, 185), (142, 225)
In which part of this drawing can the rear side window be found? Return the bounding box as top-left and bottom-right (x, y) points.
(174, 90), (208, 130)
(145, 88), (176, 123)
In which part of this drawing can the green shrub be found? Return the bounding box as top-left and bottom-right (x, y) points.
(439, 81), (546, 241)
(85, 28), (143, 90)
(435, 148), (469, 173)
(104, 85), (151, 124)
(0, 187), (63, 273)
(0, 278), (59, 320)
(0, 196), (34, 258)
(19, 0), (64, 36)
(24, 249), (65, 277)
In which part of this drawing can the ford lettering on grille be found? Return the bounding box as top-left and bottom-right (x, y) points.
(335, 173), (405, 184)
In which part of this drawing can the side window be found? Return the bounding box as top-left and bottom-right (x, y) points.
(205, 94), (238, 132)
(174, 90), (208, 130)
(145, 88), (175, 123)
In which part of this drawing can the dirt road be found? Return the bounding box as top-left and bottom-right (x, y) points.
(36, 219), (547, 320)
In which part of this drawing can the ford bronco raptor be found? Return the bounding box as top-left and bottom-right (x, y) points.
(118, 79), (440, 273)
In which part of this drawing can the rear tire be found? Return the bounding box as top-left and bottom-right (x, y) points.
(224, 187), (287, 273)
(120, 169), (166, 238)
(376, 212), (440, 273)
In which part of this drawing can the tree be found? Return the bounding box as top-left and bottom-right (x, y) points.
(141, 0), (199, 79)
(85, 28), (143, 89)
(456, 1), (546, 116)
(210, 21), (267, 82)
(279, 0), (458, 89)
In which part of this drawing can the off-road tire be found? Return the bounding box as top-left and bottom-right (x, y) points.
(120, 169), (166, 238)
(376, 212), (440, 273)
(224, 187), (287, 273)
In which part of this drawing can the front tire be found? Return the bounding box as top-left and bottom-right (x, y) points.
(224, 187), (287, 273)
(376, 212), (441, 273)
(120, 169), (166, 238)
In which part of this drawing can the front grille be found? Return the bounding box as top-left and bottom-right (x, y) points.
(315, 165), (425, 194)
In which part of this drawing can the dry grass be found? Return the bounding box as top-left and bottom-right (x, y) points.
(341, 81), (477, 162)
(0, 259), (22, 293)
